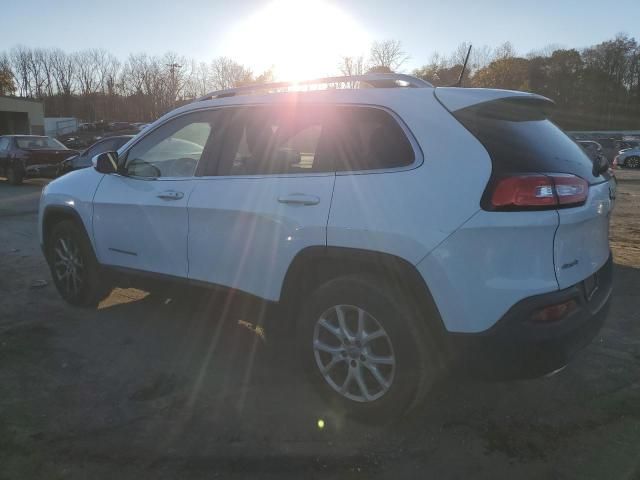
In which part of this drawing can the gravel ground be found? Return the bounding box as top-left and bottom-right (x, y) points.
(0, 171), (638, 479)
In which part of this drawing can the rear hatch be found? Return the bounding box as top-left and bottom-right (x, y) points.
(436, 88), (612, 289)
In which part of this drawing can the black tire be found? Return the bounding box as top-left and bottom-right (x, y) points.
(6, 165), (24, 185)
(46, 220), (111, 307)
(297, 273), (440, 422)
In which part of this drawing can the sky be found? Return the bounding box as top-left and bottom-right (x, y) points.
(3, 0), (639, 79)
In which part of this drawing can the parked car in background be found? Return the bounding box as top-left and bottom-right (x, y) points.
(60, 135), (94, 149)
(615, 146), (640, 168)
(108, 122), (131, 131)
(78, 122), (97, 132)
(0, 135), (78, 185)
(39, 74), (614, 420)
(617, 140), (640, 151)
(130, 122), (150, 132)
(58, 135), (134, 175)
(577, 140), (605, 160)
(596, 138), (622, 162)
(577, 140), (612, 173)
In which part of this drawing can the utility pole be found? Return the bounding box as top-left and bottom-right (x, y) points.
(166, 62), (182, 107)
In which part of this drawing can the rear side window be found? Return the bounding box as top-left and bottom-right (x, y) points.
(0, 138), (9, 150)
(333, 108), (414, 172)
(454, 99), (601, 184)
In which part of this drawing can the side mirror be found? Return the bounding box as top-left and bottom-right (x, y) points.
(93, 151), (118, 174)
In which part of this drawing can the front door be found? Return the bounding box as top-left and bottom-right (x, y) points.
(92, 110), (218, 278)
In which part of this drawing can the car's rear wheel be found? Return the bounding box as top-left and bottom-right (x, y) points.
(6, 166), (24, 185)
(297, 274), (438, 422)
(626, 156), (640, 168)
(47, 220), (111, 307)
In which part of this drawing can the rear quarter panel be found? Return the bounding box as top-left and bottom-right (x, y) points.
(327, 90), (491, 264)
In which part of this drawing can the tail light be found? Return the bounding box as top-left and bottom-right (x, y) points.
(489, 174), (588, 210)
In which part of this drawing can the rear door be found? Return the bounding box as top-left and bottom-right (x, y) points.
(187, 105), (335, 301)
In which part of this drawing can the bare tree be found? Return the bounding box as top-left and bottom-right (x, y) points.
(493, 41), (517, 60)
(74, 49), (101, 96)
(470, 45), (492, 71)
(103, 54), (121, 96)
(183, 60), (209, 98)
(368, 40), (408, 72)
(210, 57), (253, 90)
(338, 55), (365, 77)
(10, 46), (32, 96)
(50, 48), (76, 96)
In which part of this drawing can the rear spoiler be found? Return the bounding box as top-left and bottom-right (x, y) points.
(434, 87), (554, 113)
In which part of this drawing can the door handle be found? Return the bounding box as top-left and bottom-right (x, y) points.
(277, 194), (320, 206)
(157, 190), (184, 201)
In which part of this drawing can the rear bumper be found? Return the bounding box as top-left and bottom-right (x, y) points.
(448, 254), (613, 380)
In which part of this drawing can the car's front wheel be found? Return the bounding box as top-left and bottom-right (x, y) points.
(47, 220), (111, 307)
(297, 274), (439, 422)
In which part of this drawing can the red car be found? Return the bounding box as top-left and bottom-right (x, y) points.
(0, 135), (79, 185)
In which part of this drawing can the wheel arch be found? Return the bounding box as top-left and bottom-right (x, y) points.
(280, 246), (446, 333)
(42, 205), (88, 261)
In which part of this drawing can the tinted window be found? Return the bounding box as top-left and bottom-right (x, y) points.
(216, 106), (330, 176)
(333, 108), (414, 172)
(213, 106), (413, 176)
(453, 99), (602, 184)
(0, 138), (9, 150)
(124, 111), (215, 178)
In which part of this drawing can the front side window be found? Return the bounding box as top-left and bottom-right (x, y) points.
(216, 106), (330, 176)
(124, 111), (215, 178)
(0, 138), (9, 151)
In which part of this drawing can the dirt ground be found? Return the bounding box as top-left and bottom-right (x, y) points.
(0, 171), (638, 479)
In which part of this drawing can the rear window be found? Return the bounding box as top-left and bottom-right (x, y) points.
(453, 99), (602, 184)
(16, 136), (67, 150)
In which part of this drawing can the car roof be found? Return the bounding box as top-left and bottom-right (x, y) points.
(145, 74), (554, 131)
(1, 134), (49, 138)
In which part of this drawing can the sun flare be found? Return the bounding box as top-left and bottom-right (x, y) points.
(222, 0), (370, 81)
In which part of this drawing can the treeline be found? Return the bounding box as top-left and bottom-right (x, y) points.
(0, 35), (638, 130)
(410, 35), (640, 130)
(0, 48), (274, 122)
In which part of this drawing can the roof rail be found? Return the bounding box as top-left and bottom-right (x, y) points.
(195, 73), (433, 102)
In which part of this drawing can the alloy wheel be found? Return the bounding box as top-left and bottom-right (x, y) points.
(313, 304), (396, 402)
(52, 236), (85, 297)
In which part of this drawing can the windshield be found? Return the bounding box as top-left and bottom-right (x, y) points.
(16, 136), (67, 150)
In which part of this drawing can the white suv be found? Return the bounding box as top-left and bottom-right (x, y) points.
(39, 74), (614, 420)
